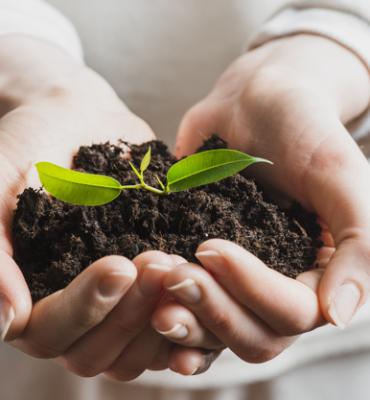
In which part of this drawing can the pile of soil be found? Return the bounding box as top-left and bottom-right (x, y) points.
(13, 136), (322, 301)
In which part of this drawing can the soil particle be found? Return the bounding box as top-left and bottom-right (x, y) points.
(13, 136), (322, 301)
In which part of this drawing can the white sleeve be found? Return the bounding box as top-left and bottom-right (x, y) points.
(248, 0), (370, 72)
(0, 0), (83, 62)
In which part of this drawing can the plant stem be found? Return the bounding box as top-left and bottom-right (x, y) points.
(141, 182), (168, 195)
(120, 182), (168, 195)
(120, 184), (142, 190)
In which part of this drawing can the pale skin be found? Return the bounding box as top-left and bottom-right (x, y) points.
(0, 36), (208, 378)
(0, 33), (369, 378)
(151, 34), (370, 373)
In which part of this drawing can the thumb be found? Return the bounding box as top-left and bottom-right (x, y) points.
(321, 238), (370, 328)
(308, 122), (370, 328)
(175, 99), (226, 158)
(0, 248), (32, 341)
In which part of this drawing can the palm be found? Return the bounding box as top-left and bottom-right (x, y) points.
(177, 55), (369, 236)
(0, 84), (155, 343)
(176, 42), (370, 334)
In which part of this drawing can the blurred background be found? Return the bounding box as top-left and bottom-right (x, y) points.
(2, 1), (370, 399)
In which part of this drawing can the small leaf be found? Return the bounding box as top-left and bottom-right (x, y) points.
(129, 162), (142, 180)
(166, 149), (271, 192)
(35, 162), (123, 206)
(155, 174), (165, 191)
(140, 147), (151, 173)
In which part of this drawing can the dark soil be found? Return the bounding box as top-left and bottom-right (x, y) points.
(13, 136), (322, 301)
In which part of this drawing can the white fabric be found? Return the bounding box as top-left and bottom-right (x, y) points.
(0, 0), (82, 61)
(0, 0), (369, 399)
(248, 7), (370, 72)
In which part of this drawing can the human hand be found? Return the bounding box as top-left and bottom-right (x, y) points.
(0, 36), (214, 379)
(151, 34), (370, 367)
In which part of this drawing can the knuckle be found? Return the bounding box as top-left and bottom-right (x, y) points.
(109, 315), (141, 338)
(64, 358), (101, 378)
(73, 302), (103, 330)
(204, 309), (233, 335)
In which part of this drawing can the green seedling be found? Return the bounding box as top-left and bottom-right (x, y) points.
(36, 147), (272, 206)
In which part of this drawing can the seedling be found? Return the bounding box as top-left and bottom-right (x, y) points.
(36, 147), (271, 206)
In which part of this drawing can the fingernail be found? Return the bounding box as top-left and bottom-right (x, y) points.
(166, 279), (201, 303)
(139, 264), (172, 296)
(192, 350), (220, 375)
(317, 257), (331, 268)
(0, 294), (15, 341)
(328, 282), (361, 329)
(171, 363), (198, 376)
(190, 366), (199, 376)
(195, 250), (225, 275)
(98, 271), (136, 297)
(156, 323), (189, 339)
(146, 264), (172, 272)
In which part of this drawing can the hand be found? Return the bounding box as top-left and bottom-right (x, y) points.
(0, 36), (211, 379)
(151, 34), (370, 367)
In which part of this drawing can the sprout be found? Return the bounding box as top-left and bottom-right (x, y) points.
(36, 147), (271, 206)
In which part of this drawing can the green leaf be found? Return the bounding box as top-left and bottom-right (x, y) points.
(166, 149), (271, 192)
(35, 162), (123, 206)
(140, 147), (151, 173)
(129, 162), (142, 180)
(155, 174), (165, 191)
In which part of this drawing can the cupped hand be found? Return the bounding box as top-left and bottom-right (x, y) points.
(0, 36), (215, 379)
(152, 34), (370, 367)
(152, 240), (327, 369)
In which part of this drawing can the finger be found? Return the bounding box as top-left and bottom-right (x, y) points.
(303, 122), (370, 328)
(152, 301), (223, 349)
(14, 255), (136, 358)
(169, 254), (188, 265)
(106, 328), (164, 381)
(195, 239), (323, 335)
(61, 251), (174, 377)
(297, 268), (325, 292)
(320, 237), (370, 328)
(0, 249), (32, 340)
(319, 218), (335, 247)
(168, 346), (223, 376)
(148, 339), (174, 371)
(175, 99), (225, 157)
(316, 246), (335, 269)
(163, 263), (295, 363)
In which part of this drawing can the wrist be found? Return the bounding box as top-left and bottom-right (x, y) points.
(253, 34), (370, 123)
(0, 36), (84, 107)
(0, 35), (128, 120)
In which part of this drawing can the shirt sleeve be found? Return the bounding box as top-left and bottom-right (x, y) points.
(248, 0), (370, 72)
(0, 0), (83, 62)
